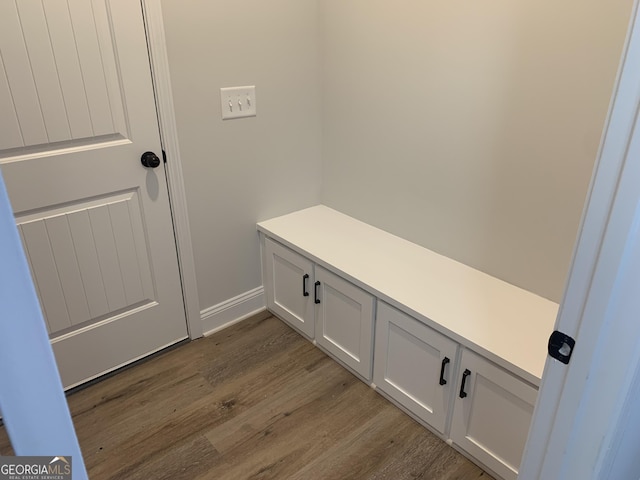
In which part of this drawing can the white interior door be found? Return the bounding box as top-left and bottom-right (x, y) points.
(0, 0), (188, 388)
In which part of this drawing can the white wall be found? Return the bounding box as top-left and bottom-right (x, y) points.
(161, 0), (322, 310)
(319, 0), (633, 302)
(161, 0), (632, 310)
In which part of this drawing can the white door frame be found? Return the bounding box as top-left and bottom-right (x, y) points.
(519, 0), (640, 477)
(140, 0), (202, 339)
(0, 169), (88, 478)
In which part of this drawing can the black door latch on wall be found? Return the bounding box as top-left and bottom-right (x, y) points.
(548, 331), (576, 365)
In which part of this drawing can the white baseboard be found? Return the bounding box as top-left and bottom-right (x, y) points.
(201, 287), (266, 336)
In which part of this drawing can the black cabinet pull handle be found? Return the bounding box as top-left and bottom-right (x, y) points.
(314, 281), (321, 304)
(303, 274), (310, 297)
(439, 357), (450, 386)
(459, 369), (471, 398)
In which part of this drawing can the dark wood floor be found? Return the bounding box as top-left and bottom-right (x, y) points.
(0, 312), (492, 480)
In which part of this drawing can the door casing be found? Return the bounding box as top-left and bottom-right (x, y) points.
(519, 0), (640, 477)
(140, 0), (202, 340)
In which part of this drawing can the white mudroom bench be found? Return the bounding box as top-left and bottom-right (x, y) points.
(257, 205), (558, 480)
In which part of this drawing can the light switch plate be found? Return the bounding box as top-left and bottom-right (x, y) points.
(220, 86), (256, 120)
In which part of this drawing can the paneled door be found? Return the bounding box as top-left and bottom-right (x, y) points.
(0, 0), (188, 388)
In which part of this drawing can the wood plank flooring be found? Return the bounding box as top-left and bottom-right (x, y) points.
(0, 312), (493, 480)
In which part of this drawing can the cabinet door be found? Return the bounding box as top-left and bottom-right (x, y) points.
(373, 302), (458, 434)
(314, 266), (375, 380)
(264, 238), (315, 338)
(451, 349), (538, 480)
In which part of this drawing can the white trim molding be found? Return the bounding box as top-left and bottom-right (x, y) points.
(141, 0), (203, 339)
(201, 287), (266, 336)
(0, 171), (88, 477)
(520, 1), (640, 478)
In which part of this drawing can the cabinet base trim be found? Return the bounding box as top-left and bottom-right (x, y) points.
(374, 386), (446, 438)
(201, 287), (266, 336)
(375, 386), (503, 479)
(449, 441), (503, 480)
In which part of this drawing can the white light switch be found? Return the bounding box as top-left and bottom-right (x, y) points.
(220, 86), (256, 120)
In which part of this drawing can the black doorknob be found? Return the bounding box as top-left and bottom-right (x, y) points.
(141, 151), (161, 168)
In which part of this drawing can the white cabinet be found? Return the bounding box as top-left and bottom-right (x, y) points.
(264, 237), (375, 380)
(373, 302), (458, 434)
(451, 349), (537, 480)
(375, 302), (536, 479)
(315, 266), (375, 380)
(258, 207), (557, 480)
(264, 237), (315, 338)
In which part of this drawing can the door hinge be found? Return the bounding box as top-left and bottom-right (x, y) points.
(548, 331), (576, 365)
(162, 150), (167, 164)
